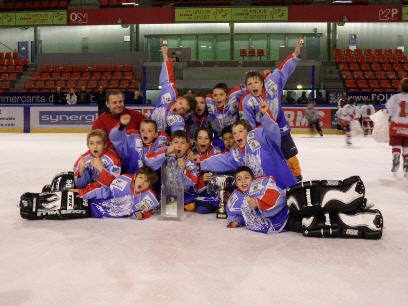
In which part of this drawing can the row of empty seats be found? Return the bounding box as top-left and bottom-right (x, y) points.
(240, 49), (265, 60)
(0, 81), (11, 90)
(31, 71), (139, 80)
(0, 0), (68, 11)
(0, 52), (21, 59)
(0, 66), (26, 73)
(338, 62), (408, 72)
(0, 59), (29, 66)
(345, 79), (401, 92)
(39, 64), (133, 73)
(0, 73), (19, 81)
(335, 49), (405, 57)
(24, 79), (139, 91)
(341, 70), (408, 81)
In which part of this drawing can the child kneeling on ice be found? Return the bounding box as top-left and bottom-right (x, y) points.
(73, 166), (159, 220)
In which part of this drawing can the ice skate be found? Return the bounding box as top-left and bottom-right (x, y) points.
(391, 154), (400, 172)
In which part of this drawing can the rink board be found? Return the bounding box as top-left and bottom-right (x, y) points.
(0, 104), (340, 133)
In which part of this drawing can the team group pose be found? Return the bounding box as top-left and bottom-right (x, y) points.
(19, 37), (390, 240)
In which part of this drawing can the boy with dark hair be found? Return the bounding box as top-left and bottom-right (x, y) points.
(151, 130), (199, 211)
(206, 82), (245, 150)
(221, 125), (236, 152)
(73, 129), (121, 197)
(185, 93), (211, 144)
(75, 166), (160, 220)
(149, 46), (196, 135)
(239, 37), (304, 181)
(109, 115), (170, 174)
(386, 77), (408, 176)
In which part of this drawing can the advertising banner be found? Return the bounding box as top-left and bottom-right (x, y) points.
(402, 6), (408, 21)
(0, 91), (136, 105)
(346, 92), (394, 104)
(288, 5), (401, 22)
(67, 8), (174, 26)
(0, 107), (24, 132)
(283, 107), (334, 129)
(0, 11), (66, 26)
(175, 7), (288, 22)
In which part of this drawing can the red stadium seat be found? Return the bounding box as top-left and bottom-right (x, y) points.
(45, 80), (55, 89)
(123, 64), (132, 72)
(56, 65), (64, 72)
(99, 80), (108, 88)
(386, 71), (397, 80)
(65, 65), (73, 72)
(41, 72), (51, 80)
(349, 63), (360, 71)
(345, 56), (356, 63)
(7, 66), (15, 72)
(381, 79), (392, 89)
(51, 72), (60, 79)
(5, 52), (12, 59)
(61, 72), (71, 80)
(338, 63), (349, 71)
(371, 63), (382, 71)
(112, 72), (122, 79)
(344, 49), (353, 56)
(363, 49), (373, 56)
(375, 71), (386, 79)
(354, 49), (363, 56)
(353, 71), (364, 79)
(24, 81), (34, 90)
(256, 49), (265, 59)
(403, 63), (408, 71)
(357, 56), (366, 63)
(240, 49), (247, 60)
(345, 79), (357, 89)
(334, 49), (342, 56)
(368, 79), (380, 89)
(6, 59), (14, 65)
(248, 48), (256, 57)
(81, 65), (89, 71)
(73, 65), (81, 72)
(77, 80), (86, 88)
(31, 72), (41, 80)
(374, 49), (383, 56)
(398, 71), (408, 79)
(341, 71), (352, 80)
(108, 80), (119, 88)
(92, 72), (102, 79)
(395, 49), (404, 56)
(15, 66), (23, 73)
(363, 71), (375, 79)
(399, 56), (408, 63)
(72, 72), (81, 80)
(335, 55), (345, 63)
(82, 72), (91, 80)
(384, 49), (393, 56)
(130, 80), (139, 89)
(393, 63), (402, 71)
(106, 64), (114, 71)
(0, 59), (4, 65)
(56, 80), (65, 88)
(114, 65), (122, 71)
(123, 71), (132, 79)
(119, 79), (130, 89)
(1, 73), (8, 81)
(66, 80), (76, 89)
(102, 72), (112, 79)
(87, 80), (97, 89)
(0, 53), (4, 59)
(357, 80), (369, 89)
(382, 63), (392, 71)
(360, 63), (371, 71)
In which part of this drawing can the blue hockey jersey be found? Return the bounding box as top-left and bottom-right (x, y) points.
(226, 176), (289, 233)
(109, 125), (170, 173)
(239, 53), (300, 136)
(200, 111), (297, 189)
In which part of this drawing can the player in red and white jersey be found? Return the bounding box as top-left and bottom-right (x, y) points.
(340, 98), (360, 145)
(360, 100), (376, 136)
(385, 78), (408, 176)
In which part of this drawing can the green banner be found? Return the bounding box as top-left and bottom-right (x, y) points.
(0, 11), (66, 26)
(176, 7), (288, 22)
(403, 6), (408, 21)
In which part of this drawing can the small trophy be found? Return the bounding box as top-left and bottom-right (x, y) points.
(160, 156), (184, 220)
(209, 175), (234, 219)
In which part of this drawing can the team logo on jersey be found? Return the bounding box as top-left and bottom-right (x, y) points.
(111, 166), (121, 176)
(247, 132), (260, 152)
(167, 114), (183, 126)
(265, 79), (278, 94)
(135, 138), (143, 149)
(161, 92), (172, 104)
(227, 193), (239, 211)
(249, 180), (262, 195)
(111, 178), (127, 191)
(139, 196), (155, 211)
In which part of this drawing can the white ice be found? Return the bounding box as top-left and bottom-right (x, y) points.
(0, 133), (407, 306)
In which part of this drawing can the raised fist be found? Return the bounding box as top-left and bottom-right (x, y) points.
(120, 114), (131, 126)
(259, 101), (269, 114)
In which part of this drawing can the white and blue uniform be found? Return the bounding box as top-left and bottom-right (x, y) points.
(239, 53), (300, 136)
(74, 148), (120, 189)
(200, 111), (297, 189)
(109, 125), (170, 173)
(226, 176), (289, 234)
(80, 173), (159, 218)
(149, 60), (185, 135)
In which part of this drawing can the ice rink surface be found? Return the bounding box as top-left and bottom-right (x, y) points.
(0, 133), (407, 306)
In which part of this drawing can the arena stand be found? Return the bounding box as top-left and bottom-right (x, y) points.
(24, 64), (141, 92)
(0, 51), (29, 92)
(335, 49), (408, 92)
(0, 0), (68, 11)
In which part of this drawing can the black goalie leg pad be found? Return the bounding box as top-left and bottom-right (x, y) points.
(19, 191), (90, 220)
(46, 171), (76, 192)
(302, 210), (383, 239)
(286, 176), (366, 217)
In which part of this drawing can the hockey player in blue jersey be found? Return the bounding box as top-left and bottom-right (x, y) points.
(239, 37), (304, 181)
(185, 93), (211, 145)
(147, 130), (199, 211)
(149, 46), (196, 135)
(74, 166), (159, 220)
(109, 114), (170, 174)
(201, 102), (297, 189)
(73, 129), (121, 196)
(226, 166), (289, 233)
(206, 82), (245, 150)
(226, 166), (383, 239)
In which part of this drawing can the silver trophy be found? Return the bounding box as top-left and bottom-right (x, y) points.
(160, 157), (184, 220)
(209, 175), (235, 219)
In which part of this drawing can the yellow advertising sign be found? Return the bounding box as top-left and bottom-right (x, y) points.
(176, 7), (288, 22)
(0, 11), (66, 26)
(403, 6), (408, 21)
